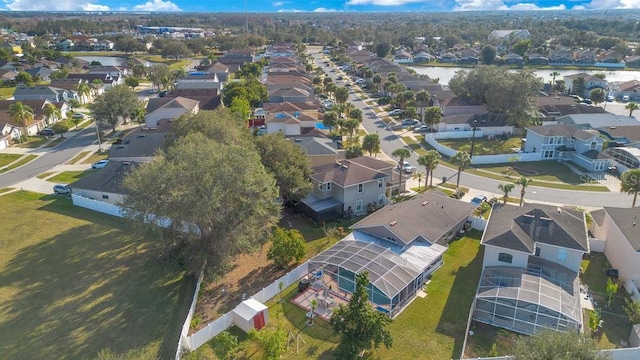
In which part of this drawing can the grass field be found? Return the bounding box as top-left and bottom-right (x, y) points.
(0, 192), (193, 359)
(192, 232), (484, 360)
(48, 170), (95, 184)
(16, 136), (51, 149)
(438, 137), (522, 156)
(0, 155), (37, 173)
(69, 151), (91, 164)
(0, 153), (21, 167)
(82, 151), (109, 165)
(0, 86), (15, 100)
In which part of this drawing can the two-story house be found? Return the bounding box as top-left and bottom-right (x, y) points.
(473, 204), (589, 336)
(299, 156), (394, 221)
(144, 97), (199, 128)
(308, 191), (476, 318)
(523, 124), (609, 172)
(175, 72), (223, 91)
(563, 73), (608, 98)
(13, 85), (75, 103)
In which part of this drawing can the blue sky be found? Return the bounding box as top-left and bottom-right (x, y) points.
(3, 0), (640, 13)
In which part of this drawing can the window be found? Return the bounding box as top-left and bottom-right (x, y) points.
(326, 182), (331, 191)
(378, 179), (383, 188)
(543, 150), (554, 159)
(357, 184), (363, 193)
(318, 182), (323, 191)
(378, 193), (385, 205)
(557, 248), (567, 263)
(590, 141), (597, 150)
(535, 247), (541, 257)
(355, 200), (363, 212)
(498, 253), (513, 264)
(102, 194), (109, 199)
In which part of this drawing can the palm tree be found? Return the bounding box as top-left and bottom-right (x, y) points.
(451, 151), (471, 189)
(498, 183), (515, 204)
(550, 71), (560, 86)
(620, 169), (640, 207)
(413, 171), (425, 191)
(76, 82), (91, 104)
(415, 90), (430, 124)
(392, 148), (411, 194)
(516, 176), (533, 207)
(417, 150), (441, 189)
(42, 103), (61, 126)
(9, 101), (34, 138)
(626, 102), (639, 117)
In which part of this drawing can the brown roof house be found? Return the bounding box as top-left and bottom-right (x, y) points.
(0, 99), (68, 137)
(473, 204), (589, 336)
(144, 96), (199, 128)
(265, 110), (317, 136)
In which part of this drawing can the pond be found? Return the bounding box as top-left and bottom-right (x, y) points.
(76, 56), (129, 66)
(407, 65), (640, 86)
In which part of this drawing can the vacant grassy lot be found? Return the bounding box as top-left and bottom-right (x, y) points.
(438, 137), (522, 156)
(48, 170), (95, 184)
(192, 232), (483, 360)
(0, 192), (193, 359)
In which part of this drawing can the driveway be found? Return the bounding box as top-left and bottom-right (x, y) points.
(310, 52), (632, 208)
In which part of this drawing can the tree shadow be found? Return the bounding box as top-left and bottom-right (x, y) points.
(0, 208), (193, 359)
(436, 242), (485, 359)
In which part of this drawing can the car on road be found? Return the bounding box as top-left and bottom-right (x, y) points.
(398, 161), (416, 173)
(37, 128), (55, 136)
(91, 159), (109, 169)
(607, 95), (615, 102)
(72, 113), (85, 119)
(580, 99), (593, 105)
(388, 109), (403, 116)
(401, 118), (420, 126)
(622, 95), (630, 102)
(471, 195), (488, 204)
(53, 184), (71, 196)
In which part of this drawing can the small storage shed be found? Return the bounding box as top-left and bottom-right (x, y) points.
(232, 298), (269, 333)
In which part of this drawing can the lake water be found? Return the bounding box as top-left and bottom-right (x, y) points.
(407, 66), (640, 86)
(77, 56), (129, 66)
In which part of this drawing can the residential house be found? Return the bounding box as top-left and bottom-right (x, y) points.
(599, 125), (640, 147)
(614, 80), (640, 102)
(438, 53), (458, 63)
(217, 49), (255, 73)
(308, 191), (475, 318)
(299, 156), (395, 221)
(536, 95), (606, 122)
(590, 207), (640, 300)
(144, 96), (199, 128)
(164, 89), (222, 110)
(66, 73), (113, 93)
(13, 85), (75, 103)
(291, 136), (343, 167)
(411, 52), (434, 64)
(527, 55), (550, 66)
(556, 113), (639, 130)
(346, 49), (375, 66)
(600, 50), (623, 64)
(488, 29), (531, 43)
(175, 72), (223, 91)
(200, 62), (230, 82)
(502, 53), (524, 66)
(71, 160), (138, 210)
(93, 39), (114, 51)
(523, 124), (609, 172)
(458, 56), (479, 65)
(265, 110), (316, 136)
(550, 55), (574, 65)
(56, 39), (74, 51)
(267, 87), (312, 104)
(0, 99), (66, 137)
(0, 42), (22, 55)
(86, 65), (126, 78)
(108, 128), (166, 163)
(626, 56), (640, 68)
(393, 50), (413, 64)
(26, 67), (53, 82)
(0, 70), (17, 84)
(563, 73), (607, 98)
(473, 204), (589, 335)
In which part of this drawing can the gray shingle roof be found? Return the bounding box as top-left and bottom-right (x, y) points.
(557, 114), (639, 130)
(71, 160), (138, 194)
(526, 124), (595, 140)
(350, 191), (477, 245)
(482, 204), (588, 253)
(602, 207), (640, 251)
(292, 137), (338, 156)
(310, 158), (388, 187)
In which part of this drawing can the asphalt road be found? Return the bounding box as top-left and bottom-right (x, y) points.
(0, 125), (99, 189)
(312, 52), (633, 208)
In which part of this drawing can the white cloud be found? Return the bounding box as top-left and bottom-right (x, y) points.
(4, 0), (108, 11)
(132, 0), (181, 11)
(313, 7), (337, 11)
(583, 0), (640, 8)
(277, 8), (304, 11)
(346, 0), (424, 5)
(272, 1), (285, 6)
(454, 0), (568, 10)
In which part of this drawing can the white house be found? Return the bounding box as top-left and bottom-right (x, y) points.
(264, 111), (316, 136)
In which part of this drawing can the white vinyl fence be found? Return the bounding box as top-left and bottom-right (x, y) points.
(71, 195), (124, 217)
(178, 262), (310, 356)
(468, 216), (487, 231)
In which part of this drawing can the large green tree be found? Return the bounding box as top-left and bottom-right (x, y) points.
(330, 272), (392, 359)
(8, 101), (34, 137)
(620, 169), (640, 207)
(90, 85), (139, 132)
(123, 131), (280, 274)
(266, 226), (306, 269)
(254, 132), (312, 203)
(590, 88), (605, 106)
(513, 329), (609, 360)
(362, 133), (381, 157)
(481, 45), (496, 64)
(417, 150), (441, 188)
(222, 79), (267, 108)
(147, 64), (172, 91)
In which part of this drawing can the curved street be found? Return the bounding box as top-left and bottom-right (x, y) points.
(312, 52), (632, 209)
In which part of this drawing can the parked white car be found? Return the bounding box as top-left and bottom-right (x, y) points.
(398, 161), (416, 173)
(388, 109), (403, 116)
(92, 159), (109, 169)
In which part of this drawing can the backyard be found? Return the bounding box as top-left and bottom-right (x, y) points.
(0, 191), (193, 359)
(191, 231), (484, 360)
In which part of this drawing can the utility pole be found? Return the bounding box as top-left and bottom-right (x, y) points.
(95, 120), (103, 153)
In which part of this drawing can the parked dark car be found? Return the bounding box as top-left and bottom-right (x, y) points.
(37, 128), (55, 136)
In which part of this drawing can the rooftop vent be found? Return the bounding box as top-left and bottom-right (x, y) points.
(556, 207), (562, 213)
(421, 201), (429, 206)
(389, 221), (397, 226)
(294, 138), (302, 142)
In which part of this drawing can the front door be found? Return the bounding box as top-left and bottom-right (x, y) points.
(253, 311), (265, 330)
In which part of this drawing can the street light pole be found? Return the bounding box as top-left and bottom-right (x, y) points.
(469, 120), (478, 159)
(95, 120), (103, 153)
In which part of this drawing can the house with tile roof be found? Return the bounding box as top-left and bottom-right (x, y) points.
(590, 207), (640, 300)
(299, 156), (395, 221)
(144, 96), (199, 128)
(523, 124), (609, 172)
(473, 203), (589, 336)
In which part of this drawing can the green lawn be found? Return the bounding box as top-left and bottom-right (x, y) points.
(0, 86), (15, 100)
(192, 232), (484, 360)
(438, 137), (523, 156)
(0, 155), (37, 173)
(0, 153), (21, 167)
(82, 151), (109, 165)
(0, 192), (194, 359)
(475, 161), (587, 184)
(48, 170), (95, 184)
(69, 151), (91, 165)
(16, 136), (51, 148)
